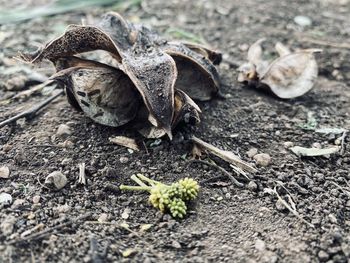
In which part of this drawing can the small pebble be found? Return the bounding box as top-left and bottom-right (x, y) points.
(121, 208), (131, 219)
(0, 166), (10, 179)
(318, 250), (329, 261)
(171, 240), (182, 249)
(11, 199), (25, 209)
(254, 153), (271, 167)
(283, 141), (294, 148)
(0, 193), (13, 206)
(56, 124), (72, 138)
(275, 199), (286, 211)
(246, 148), (258, 158)
(44, 171), (67, 190)
(255, 239), (266, 251)
(247, 181), (258, 191)
(32, 195), (41, 204)
(294, 15), (312, 27)
(328, 214), (337, 224)
(119, 157), (129, 164)
(0, 215), (16, 235)
(98, 213), (108, 222)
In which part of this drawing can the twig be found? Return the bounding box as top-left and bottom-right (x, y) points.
(0, 90), (64, 128)
(270, 186), (314, 228)
(298, 36), (350, 49)
(191, 136), (257, 173)
(6, 212), (92, 245)
(340, 131), (347, 156)
(188, 159), (244, 188)
(330, 181), (350, 198)
(78, 163), (87, 185)
(12, 80), (56, 100)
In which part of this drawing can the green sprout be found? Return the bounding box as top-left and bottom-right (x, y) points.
(120, 174), (199, 218)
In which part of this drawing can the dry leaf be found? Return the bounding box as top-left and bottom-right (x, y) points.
(290, 146), (340, 157)
(260, 49), (321, 99)
(109, 136), (140, 151)
(274, 42), (291, 57)
(238, 40), (321, 99)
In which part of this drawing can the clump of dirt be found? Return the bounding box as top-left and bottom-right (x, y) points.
(0, 0), (350, 262)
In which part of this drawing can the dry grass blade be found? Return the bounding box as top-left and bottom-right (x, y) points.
(191, 136), (257, 173)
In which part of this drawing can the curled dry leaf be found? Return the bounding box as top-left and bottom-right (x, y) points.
(237, 40), (321, 99)
(21, 12), (221, 139)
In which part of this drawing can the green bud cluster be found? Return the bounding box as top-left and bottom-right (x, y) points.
(121, 175), (199, 219)
(178, 178), (199, 201)
(169, 198), (187, 219)
(149, 184), (170, 212)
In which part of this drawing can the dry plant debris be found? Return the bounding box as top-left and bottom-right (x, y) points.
(21, 12), (221, 139)
(237, 39), (321, 99)
(120, 174), (199, 219)
(290, 145), (340, 157)
(109, 136), (140, 151)
(191, 136), (257, 173)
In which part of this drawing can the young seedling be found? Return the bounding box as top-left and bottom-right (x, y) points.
(120, 174), (199, 219)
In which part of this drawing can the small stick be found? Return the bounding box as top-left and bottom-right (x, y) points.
(272, 186), (314, 228)
(78, 163), (87, 185)
(191, 136), (257, 173)
(6, 212), (92, 245)
(340, 131), (347, 156)
(12, 80), (56, 100)
(188, 159), (244, 188)
(0, 89), (64, 128)
(298, 36), (350, 49)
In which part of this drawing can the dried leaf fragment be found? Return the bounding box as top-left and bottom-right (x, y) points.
(238, 40), (321, 99)
(109, 136), (140, 152)
(290, 146), (340, 157)
(261, 49), (321, 99)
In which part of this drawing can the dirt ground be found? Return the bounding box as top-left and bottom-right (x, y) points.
(1, 0), (350, 262)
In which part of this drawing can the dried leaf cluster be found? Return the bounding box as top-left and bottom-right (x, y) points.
(237, 39), (322, 99)
(21, 12), (221, 139)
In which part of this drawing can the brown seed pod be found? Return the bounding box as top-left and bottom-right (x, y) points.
(237, 40), (321, 99)
(21, 12), (221, 139)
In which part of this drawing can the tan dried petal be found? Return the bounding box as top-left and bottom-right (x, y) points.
(247, 38), (265, 65)
(275, 42), (291, 57)
(260, 49), (321, 99)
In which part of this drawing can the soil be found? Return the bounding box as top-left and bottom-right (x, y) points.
(1, 0), (350, 262)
